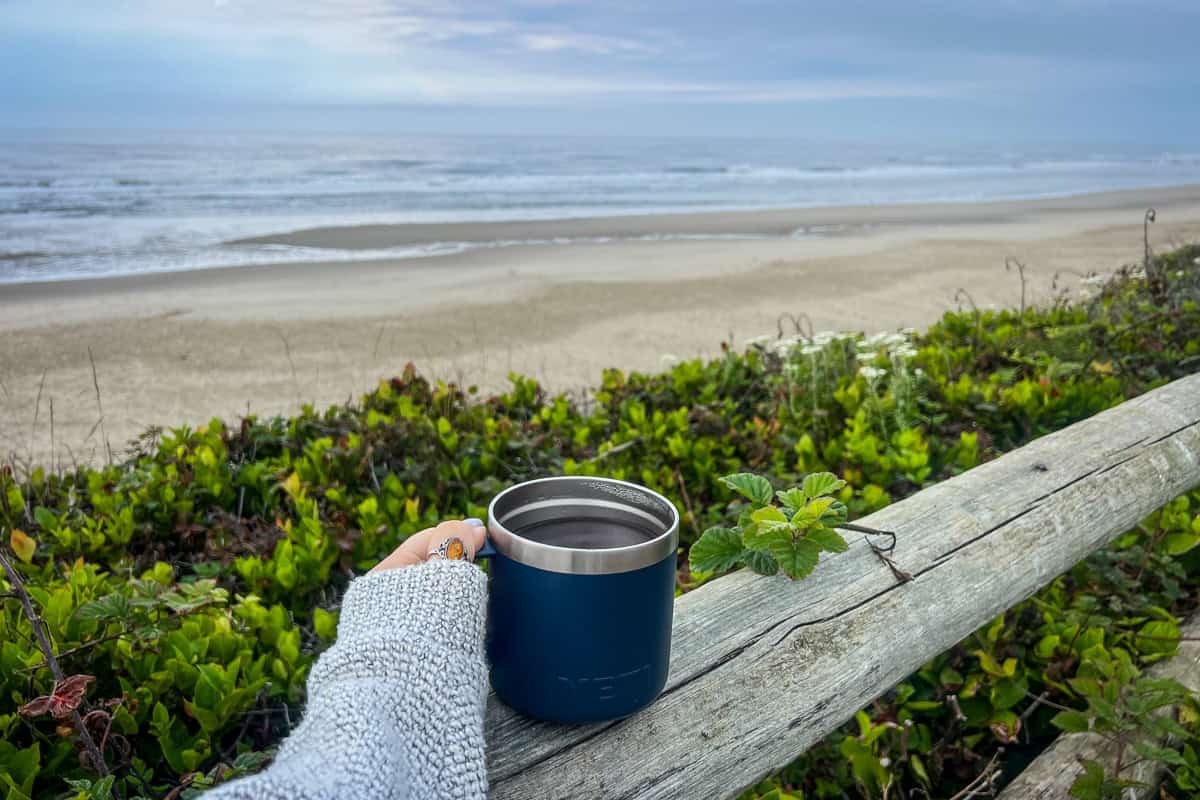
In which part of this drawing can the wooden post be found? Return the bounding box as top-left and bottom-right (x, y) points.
(486, 374), (1200, 800)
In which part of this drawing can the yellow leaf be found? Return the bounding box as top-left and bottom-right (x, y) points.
(282, 472), (302, 499)
(1090, 361), (1114, 375)
(9, 529), (35, 563)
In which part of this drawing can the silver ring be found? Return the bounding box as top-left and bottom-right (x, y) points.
(428, 536), (468, 561)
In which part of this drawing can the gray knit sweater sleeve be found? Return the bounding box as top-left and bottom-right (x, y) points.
(206, 560), (490, 800)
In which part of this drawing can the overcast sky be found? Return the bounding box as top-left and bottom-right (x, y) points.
(2, 0), (1197, 141)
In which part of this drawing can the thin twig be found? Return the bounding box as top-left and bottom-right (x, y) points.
(22, 631), (132, 672)
(31, 369), (46, 433)
(947, 694), (967, 722)
(372, 322), (388, 361)
(585, 437), (642, 464)
(947, 748), (1003, 800)
(840, 522), (912, 583)
(1023, 689), (1074, 714)
(99, 697), (123, 755)
(87, 347), (111, 465)
(0, 551), (109, 776)
(367, 451), (381, 493)
(1019, 690), (1054, 742)
(276, 330), (301, 403)
(674, 469), (702, 541)
(49, 398), (55, 473)
(1005, 257), (1029, 318)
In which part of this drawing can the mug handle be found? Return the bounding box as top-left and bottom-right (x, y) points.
(475, 539), (497, 561)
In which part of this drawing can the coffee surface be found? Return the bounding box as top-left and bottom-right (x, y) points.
(513, 516), (658, 549)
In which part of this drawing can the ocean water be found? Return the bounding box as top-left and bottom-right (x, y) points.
(2, 129), (1199, 284)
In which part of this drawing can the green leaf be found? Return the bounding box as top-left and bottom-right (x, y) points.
(804, 497), (836, 518)
(806, 527), (849, 554)
(76, 593), (132, 622)
(1164, 531), (1200, 555)
(313, 607), (338, 641)
(1138, 619), (1180, 657)
(0, 742), (39, 797)
(751, 506), (788, 524)
(776, 488), (807, 511)
(990, 678), (1026, 710)
(909, 753), (931, 787)
(802, 472), (847, 500)
(33, 506), (57, 531)
(689, 527), (747, 575)
(973, 649), (1009, 678)
(1034, 634), (1061, 659)
(744, 550), (779, 576)
(193, 664), (226, 710)
(743, 520), (792, 551)
(1132, 740), (1189, 767)
(720, 473), (774, 506)
(818, 499), (849, 527)
(1069, 760), (1105, 800)
(771, 538), (822, 580)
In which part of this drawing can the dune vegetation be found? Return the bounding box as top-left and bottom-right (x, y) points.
(2, 243), (1200, 799)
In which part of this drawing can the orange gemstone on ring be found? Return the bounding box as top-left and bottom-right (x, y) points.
(446, 538), (465, 560)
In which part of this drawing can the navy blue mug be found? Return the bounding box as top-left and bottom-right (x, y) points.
(484, 476), (679, 724)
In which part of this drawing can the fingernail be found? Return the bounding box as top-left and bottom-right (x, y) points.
(465, 517), (485, 528)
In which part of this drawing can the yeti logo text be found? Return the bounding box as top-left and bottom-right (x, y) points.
(556, 664), (651, 702)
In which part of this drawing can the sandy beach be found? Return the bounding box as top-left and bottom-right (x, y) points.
(3, 184), (1200, 469)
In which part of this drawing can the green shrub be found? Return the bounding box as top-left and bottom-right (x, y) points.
(1, 245), (1199, 798)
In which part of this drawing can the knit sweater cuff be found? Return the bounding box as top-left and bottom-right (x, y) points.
(333, 559), (488, 656)
(303, 560), (488, 693)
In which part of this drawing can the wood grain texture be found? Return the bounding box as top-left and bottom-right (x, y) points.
(996, 613), (1200, 800)
(486, 374), (1200, 800)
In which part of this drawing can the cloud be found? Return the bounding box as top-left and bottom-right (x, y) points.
(0, 0), (1195, 122)
(517, 32), (655, 55)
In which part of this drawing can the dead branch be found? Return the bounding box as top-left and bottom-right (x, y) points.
(0, 551), (109, 776)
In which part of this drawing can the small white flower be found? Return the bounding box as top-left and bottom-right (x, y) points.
(746, 334), (772, 348)
(774, 335), (804, 354)
(812, 330), (838, 345)
(879, 757), (891, 768)
(1078, 287), (1095, 301)
(800, 343), (824, 356)
(859, 365), (887, 381)
(1082, 274), (1107, 286)
(865, 331), (890, 346)
(892, 345), (919, 360)
(660, 354), (679, 365)
(884, 332), (907, 346)
(1176, 270), (1186, 278)
(900, 327), (917, 336)
(914, 367), (925, 376)
(857, 351), (879, 362)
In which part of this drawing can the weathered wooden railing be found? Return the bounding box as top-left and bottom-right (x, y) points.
(485, 373), (1200, 799)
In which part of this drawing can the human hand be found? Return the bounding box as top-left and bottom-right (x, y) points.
(369, 518), (488, 572)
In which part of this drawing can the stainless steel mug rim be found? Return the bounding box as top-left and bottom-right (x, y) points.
(486, 476), (680, 575)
